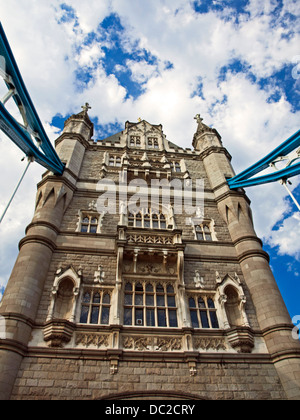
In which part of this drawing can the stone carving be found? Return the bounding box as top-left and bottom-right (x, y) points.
(122, 336), (182, 352)
(140, 264), (160, 275)
(123, 336), (151, 351)
(94, 265), (105, 284)
(110, 360), (119, 375)
(194, 337), (226, 351)
(44, 320), (75, 348)
(88, 200), (97, 211)
(189, 362), (197, 377)
(127, 234), (173, 245)
(194, 270), (205, 289)
(76, 333), (110, 348)
(226, 328), (254, 354)
(156, 337), (182, 352)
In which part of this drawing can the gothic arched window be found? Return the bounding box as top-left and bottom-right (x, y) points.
(124, 282), (178, 328)
(80, 215), (99, 234)
(127, 209), (170, 230)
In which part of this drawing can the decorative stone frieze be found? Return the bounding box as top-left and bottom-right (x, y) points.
(194, 337), (227, 351)
(75, 333), (111, 348)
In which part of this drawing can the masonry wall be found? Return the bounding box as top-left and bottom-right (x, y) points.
(11, 355), (286, 400)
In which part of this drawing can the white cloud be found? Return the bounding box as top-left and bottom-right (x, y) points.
(125, 60), (159, 84)
(268, 212), (300, 259)
(77, 42), (105, 68)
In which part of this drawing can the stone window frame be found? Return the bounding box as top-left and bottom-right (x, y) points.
(123, 280), (178, 328)
(188, 293), (220, 330)
(147, 137), (159, 149)
(76, 210), (104, 234)
(193, 220), (217, 242)
(170, 161), (182, 173)
(128, 208), (169, 230)
(130, 135), (141, 148)
(78, 287), (112, 325)
(109, 155), (122, 167)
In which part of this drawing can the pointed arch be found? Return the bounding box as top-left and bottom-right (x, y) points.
(47, 266), (81, 323)
(215, 273), (250, 329)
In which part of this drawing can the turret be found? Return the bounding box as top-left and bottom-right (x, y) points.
(55, 103), (93, 181)
(0, 106), (93, 400)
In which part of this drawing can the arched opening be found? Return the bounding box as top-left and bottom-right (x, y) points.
(53, 278), (75, 320)
(224, 285), (243, 327)
(99, 390), (207, 401)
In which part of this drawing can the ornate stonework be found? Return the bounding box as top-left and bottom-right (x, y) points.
(1, 114), (298, 400)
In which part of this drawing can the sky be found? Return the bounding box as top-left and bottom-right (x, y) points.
(0, 0), (299, 323)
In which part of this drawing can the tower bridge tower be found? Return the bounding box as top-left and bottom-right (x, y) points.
(0, 110), (299, 400)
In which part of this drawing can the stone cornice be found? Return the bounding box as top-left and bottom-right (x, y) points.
(55, 132), (90, 150)
(26, 345), (273, 365)
(233, 235), (263, 248)
(37, 173), (77, 193)
(198, 146), (232, 162)
(214, 186), (251, 205)
(237, 248), (270, 264)
(19, 235), (57, 252)
(25, 221), (60, 236)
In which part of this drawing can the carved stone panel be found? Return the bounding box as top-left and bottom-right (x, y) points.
(75, 333), (111, 348)
(122, 335), (183, 352)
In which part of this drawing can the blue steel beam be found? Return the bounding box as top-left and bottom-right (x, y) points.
(0, 102), (65, 174)
(0, 22), (64, 175)
(228, 129), (300, 189)
(228, 162), (300, 188)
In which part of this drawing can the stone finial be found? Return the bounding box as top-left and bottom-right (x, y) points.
(81, 102), (91, 114)
(194, 114), (203, 126)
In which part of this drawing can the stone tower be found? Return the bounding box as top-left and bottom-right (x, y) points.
(0, 109), (299, 400)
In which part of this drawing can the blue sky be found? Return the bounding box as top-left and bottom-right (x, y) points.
(0, 0), (299, 323)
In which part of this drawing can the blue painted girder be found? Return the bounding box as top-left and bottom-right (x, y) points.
(0, 102), (65, 174)
(0, 22), (64, 175)
(228, 129), (300, 189)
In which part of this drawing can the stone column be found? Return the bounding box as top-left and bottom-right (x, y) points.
(0, 108), (93, 399)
